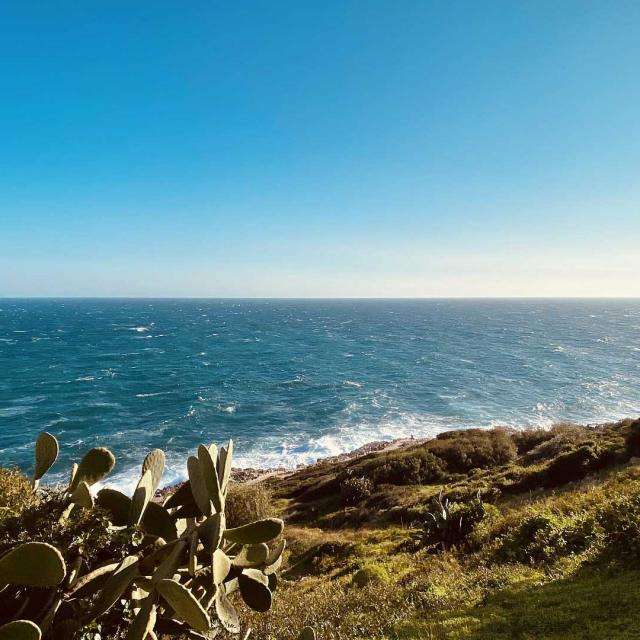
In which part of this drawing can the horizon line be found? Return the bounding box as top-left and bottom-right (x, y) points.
(2, 296), (639, 301)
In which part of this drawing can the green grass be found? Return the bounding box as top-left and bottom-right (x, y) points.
(398, 567), (640, 639)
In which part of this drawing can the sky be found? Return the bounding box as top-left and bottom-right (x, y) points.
(1, 1), (639, 298)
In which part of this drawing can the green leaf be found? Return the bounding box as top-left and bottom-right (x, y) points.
(0, 542), (66, 587)
(224, 518), (284, 545)
(156, 579), (211, 633)
(69, 447), (115, 492)
(0, 620), (41, 640)
(33, 432), (59, 484)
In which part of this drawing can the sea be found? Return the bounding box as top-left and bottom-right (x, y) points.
(1, 298), (638, 493)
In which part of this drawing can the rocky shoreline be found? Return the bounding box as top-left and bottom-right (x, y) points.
(157, 435), (429, 495)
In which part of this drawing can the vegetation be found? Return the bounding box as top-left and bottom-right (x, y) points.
(0, 433), (295, 640)
(241, 417), (640, 639)
(225, 483), (274, 528)
(2, 417), (640, 639)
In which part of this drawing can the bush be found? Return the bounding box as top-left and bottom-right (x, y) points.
(225, 481), (273, 527)
(626, 419), (640, 458)
(497, 511), (601, 564)
(366, 449), (447, 486)
(339, 469), (373, 505)
(542, 443), (621, 488)
(524, 424), (591, 463)
(512, 428), (554, 455)
(596, 489), (640, 560)
(422, 492), (493, 551)
(428, 428), (517, 474)
(352, 563), (390, 588)
(0, 468), (36, 524)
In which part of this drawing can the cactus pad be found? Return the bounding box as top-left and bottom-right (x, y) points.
(299, 627), (317, 640)
(224, 518), (284, 544)
(126, 596), (156, 640)
(198, 444), (224, 513)
(212, 548), (232, 584)
(0, 542), (66, 587)
(215, 588), (240, 634)
(163, 481), (194, 509)
(96, 488), (131, 526)
(129, 469), (154, 526)
(217, 439), (234, 494)
(187, 455), (212, 516)
(156, 578), (211, 632)
(239, 568), (272, 612)
(92, 556), (139, 618)
(70, 480), (94, 508)
(142, 501), (178, 541)
(0, 620), (42, 640)
(232, 543), (269, 568)
(199, 512), (224, 554)
(264, 539), (286, 575)
(142, 448), (165, 494)
(69, 447), (115, 492)
(33, 431), (59, 484)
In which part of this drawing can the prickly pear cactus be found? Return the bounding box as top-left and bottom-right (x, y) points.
(32, 431), (59, 489)
(2, 434), (287, 639)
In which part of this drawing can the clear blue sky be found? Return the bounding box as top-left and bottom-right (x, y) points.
(1, 1), (639, 297)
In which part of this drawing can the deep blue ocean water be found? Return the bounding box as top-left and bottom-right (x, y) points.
(1, 299), (639, 492)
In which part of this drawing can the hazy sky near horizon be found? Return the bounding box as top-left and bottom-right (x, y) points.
(1, 1), (639, 298)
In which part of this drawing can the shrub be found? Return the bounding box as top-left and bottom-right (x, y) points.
(524, 424), (591, 463)
(542, 443), (621, 488)
(512, 428), (554, 455)
(339, 469), (373, 505)
(422, 491), (493, 551)
(625, 419), (640, 458)
(497, 511), (601, 564)
(225, 481), (273, 527)
(428, 428), (517, 474)
(0, 468), (36, 523)
(352, 563), (390, 588)
(372, 450), (447, 485)
(596, 489), (640, 560)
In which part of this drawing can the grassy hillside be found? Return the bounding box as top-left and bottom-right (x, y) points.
(241, 417), (640, 639)
(1, 417), (639, 639)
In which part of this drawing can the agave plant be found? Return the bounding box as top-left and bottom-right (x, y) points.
(0, 432), (295, 639)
